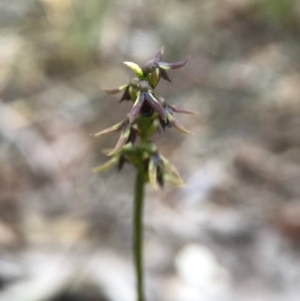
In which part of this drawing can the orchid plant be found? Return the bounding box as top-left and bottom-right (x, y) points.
(93, 48), (193, 301)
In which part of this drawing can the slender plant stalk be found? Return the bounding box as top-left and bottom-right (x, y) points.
(94, 49), (191, 301)
(133, 157), (145, 301)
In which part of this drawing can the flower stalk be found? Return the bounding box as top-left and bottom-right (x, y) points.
(133, 153), (145, 301)
(93, 48), (193, 301)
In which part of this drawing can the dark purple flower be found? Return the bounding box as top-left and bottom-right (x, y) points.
(157, 97), (196, 134)
(143, 47), (191, 87)
(129, 80), (166, 124)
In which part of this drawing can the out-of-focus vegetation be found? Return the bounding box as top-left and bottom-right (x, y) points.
(258, 0), (295, 27)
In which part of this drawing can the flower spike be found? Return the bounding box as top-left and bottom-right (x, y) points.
(95, 48), (193, 301)
(96, 49), (192, 189)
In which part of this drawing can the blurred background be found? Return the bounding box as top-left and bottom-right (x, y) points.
(1, 0), (300, 300)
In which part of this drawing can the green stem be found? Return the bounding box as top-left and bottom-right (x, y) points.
(133, 158), (145, 301)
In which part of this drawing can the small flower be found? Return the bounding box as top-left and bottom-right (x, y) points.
(148, 151), (185, 190)
(129, 80), (166, 124)
(143, 47), (191, 87)
(157, 97), (195, 134)
(93, 117), (138, 156)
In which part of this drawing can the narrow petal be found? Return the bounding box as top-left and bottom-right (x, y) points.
(170, 105), (197, 115)
(148, 157), (159, 190)
(158, 55), (191, 70)
(123, 62), (144, 79)
(93, 121), (124, 137)
(129, 92), (145, 124)
(92, 156), (119, 173)
(107, 126), (131, 156)
(167, 112), (191, 134)
(146, 92), (166, 122)
(154, 46), (164, 61)
(159, 69), (172, 82)
(103, 84), (128, 94)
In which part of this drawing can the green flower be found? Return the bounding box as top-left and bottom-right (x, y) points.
(148, 152), (185, 190)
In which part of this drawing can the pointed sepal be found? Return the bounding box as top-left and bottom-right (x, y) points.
(103, 84), (128, 94)
(154, 46), (164, 61)
(159, 69), (172, 82)
(166, 111), (191, 134)
(93, 121), (124, 137)
(170, 105), (197, 115)
(164, 173), (185, 187)
(158, 55), (190, 70)
(107, 125), (131, 156)
(129, 92), (145, 124)
(146, 92), (166, 122)
(160, 155), (182, 179)
(92, 156), (119, 173)
(124, 62), (144, 79)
